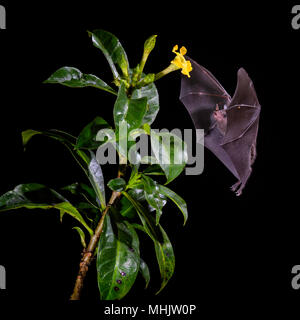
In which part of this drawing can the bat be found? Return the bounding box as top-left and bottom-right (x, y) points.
(180, 57), (261, 196)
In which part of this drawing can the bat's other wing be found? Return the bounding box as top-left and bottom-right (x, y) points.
(222, 68), (260, 145)
(222, 68), (261, 195)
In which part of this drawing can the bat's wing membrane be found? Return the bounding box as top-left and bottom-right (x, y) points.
(180, 57), (231, 132)
(221, 68), (261, 191)
(180, 57), (239, 179)
(222, 68), (261, 145)
(205, 127), (240, 179)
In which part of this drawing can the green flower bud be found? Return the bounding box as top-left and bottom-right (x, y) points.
(136, 73), (155, 88)
(144, 35), (157, 55)
(138, 35), (158, 77)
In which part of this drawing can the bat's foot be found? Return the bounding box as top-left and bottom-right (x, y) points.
(231, 181), (244, 196)
(235, 189), (243, 196)
(231, 181), (241, 192)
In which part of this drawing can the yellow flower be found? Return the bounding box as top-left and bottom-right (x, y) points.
(171, 45), (192, 77)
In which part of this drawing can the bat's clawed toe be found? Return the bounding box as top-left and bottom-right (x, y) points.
(230, 181), (244, 196)
(230, 181), (241, 192)
(235, 189), (243, 196)
(235, 184), (245, 196)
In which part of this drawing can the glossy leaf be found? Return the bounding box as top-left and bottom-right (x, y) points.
(97, 214), (140, 300)
(61, 182), (97, 202)
(88, 29), (129, 80)
(154, 225), (175, 294)
(88, 152), (106, 210)
(22, 129), (94, 191)
(159, 185), (188, 226)
(0, 184), (93, 235)
(76, 116), (111, 149)
(22, 129), (106, 212)
(143, 164), (165, 176)
(139, 258), (150, 289)
(107, 178), (126, 192)
(21, 128), (90, 169)
(44, 67), (117, 95)
(141, 175), (166, 225)
(73, 226), (87, 248)
(22, 129), (76, 149)
(113, 83), (147, 133)
(61, 182), (100, 227)
(122, 192), (174, 294)
(119, 188), (144, 219)
(122, 192), (161, 242)
(119, 196), (136, 219)
(150, 131), (188, 184)
(131, 81), (159, 125)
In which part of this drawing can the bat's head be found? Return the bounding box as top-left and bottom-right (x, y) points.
(213, 105), (227, 135)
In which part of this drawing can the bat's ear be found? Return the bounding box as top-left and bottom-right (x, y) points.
(229, 68), (260, 107)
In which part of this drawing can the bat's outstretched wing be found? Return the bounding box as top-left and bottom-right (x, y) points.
(180, 57), (231, 133)
(179, 58), (239, 178)
(221, 68), (261, 195)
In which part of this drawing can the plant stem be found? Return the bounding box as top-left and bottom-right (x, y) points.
(154, 63), (179, 81)
(70, 165), (126, 300)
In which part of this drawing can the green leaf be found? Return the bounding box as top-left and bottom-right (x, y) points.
(107, 178), (126, 192)
(0, 183), (64, 210)
(154, 225), (175, 294)
(139, 258), (150, 289)
(22, 129), (106, 212)
(22, 129), (87, 171)
(143, 164), (165, 176)
(88, 151), (106, 210)
(119, 196), (136, 219)
(22, 129), (76, 149)
(141, 175), (166, 225)
(97, 214), (140, 300)
(61, 182), (99, 214)
(122, 192), (174, 294)
(76, 116), (111, 149)
(119, 188), (144, 219)
(44, 66), (117, 95)
(158, 185), (188, 226)
(54, 202), (93, 235)
(88, 29), (129, 80)
(131, 81), (159, 125)
(113, 83), (147, 133)
(61, 190), (100, 230)
(150, 131), (188, 184)
(122, 191), (162, 242)
(73, 226), (87, 248)
(0, 184), (93, 235)
(61, 182), (96, 201)
(136, 73), (155, 88)
(22, 129), (42, 147)
(22, 128), (94, 193)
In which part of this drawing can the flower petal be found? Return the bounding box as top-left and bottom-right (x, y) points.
(172, 45), (178, 53)
(171, 56), (182, 68)
(180, 46), (187, 55)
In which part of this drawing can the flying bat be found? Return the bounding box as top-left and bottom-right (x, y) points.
(180, 57), (261, 196)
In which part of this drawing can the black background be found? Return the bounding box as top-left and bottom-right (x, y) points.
(0, 0), (297, 317)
